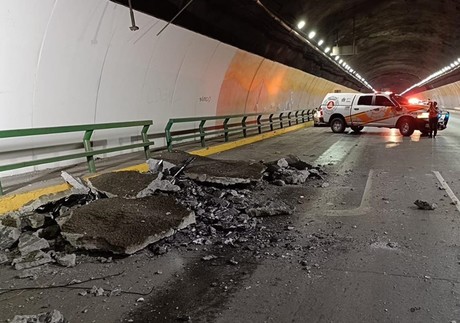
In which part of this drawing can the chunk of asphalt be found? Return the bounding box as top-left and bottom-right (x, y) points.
(414, 199), (437, 210)
(12, 250), (54, 270)
(58, 196), (195, 255)
(155, 151), (266, 186)
(17, 233), (50, 256)
(87, 171), (158, 198)
(10, 309), (67, 323)
(0, 224), (21, 249)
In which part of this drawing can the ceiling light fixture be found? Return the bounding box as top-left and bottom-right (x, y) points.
(254, 1), (374, 91)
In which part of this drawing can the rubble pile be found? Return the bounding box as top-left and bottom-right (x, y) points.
(0, 152), (326, 270)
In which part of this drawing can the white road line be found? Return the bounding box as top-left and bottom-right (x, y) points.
(433, 171), (460, 212)
(360, 169), (374, 208)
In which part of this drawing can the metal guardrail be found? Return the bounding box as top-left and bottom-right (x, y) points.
(0, 120), (154, 195)
(165, 109), (314, 152)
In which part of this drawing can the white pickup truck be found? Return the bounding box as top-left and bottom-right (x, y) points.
(319, 92), (448, 136)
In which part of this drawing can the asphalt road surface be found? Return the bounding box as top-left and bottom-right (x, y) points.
(2, 112), (459, 323)
(137, 112), (460, 323)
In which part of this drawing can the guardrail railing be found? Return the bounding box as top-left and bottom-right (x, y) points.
(165, 109), (314, 152)
(0, 120), (154, 195)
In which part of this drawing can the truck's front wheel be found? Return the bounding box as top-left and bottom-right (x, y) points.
(331, 117), (346, 133)
(398, 118), (415, 136)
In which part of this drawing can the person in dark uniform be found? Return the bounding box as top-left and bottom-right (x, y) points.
(427, 101), (440, 138)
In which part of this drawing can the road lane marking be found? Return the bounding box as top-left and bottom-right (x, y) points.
(360, 169), (374, 208)
(433, 171), (460, 212)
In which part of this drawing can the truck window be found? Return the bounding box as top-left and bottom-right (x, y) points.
(375, 96), (394, 106)
(357, 96), (372, 105)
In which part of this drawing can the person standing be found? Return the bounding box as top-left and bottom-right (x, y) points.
(427, 101), (439, 138)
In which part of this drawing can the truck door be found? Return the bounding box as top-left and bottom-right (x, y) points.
(371, 95), (397, 126)
(350, 95), (373, 126)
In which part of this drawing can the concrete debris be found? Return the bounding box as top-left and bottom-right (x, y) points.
(0, 251), (9, 265)
(18, 233), (50, 256)
(247, 202), (295, 217)
(22, 212), (46, 229)
(137, 173), (180, 198)
(10, 309), (67, 323)
(55, 253), (76, 267)
(1, 212), (22, 228)
(89, 285), (105, 297)
(58, 196), (195, 254)
(414, 199), (437, 210)
(12, 250), (54, 270)
(0, 224), (21, 250)
(202, 255), (218, 261)
(264, 155), (324, 185)
(61, 171), (90, 194)
(147, 158), (176, 173)
(1, 151), (326, 270)
(321, 182), (330, 188)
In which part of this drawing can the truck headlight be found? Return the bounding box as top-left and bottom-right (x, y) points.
(417, 112), (429, 119)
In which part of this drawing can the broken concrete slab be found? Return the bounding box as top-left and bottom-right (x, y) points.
(0, 224), (21, 250)
(21, 212), (46, 229)
(18, 233), (50, 256)
(155, 151), (266, 186)
(137, 173), (180, 198)
(10, 309), (67, 323)
(58, 196), (195, 254)
(87, 171), (158, 198)
(12, 250), (54, 270)
(61, 171), (90, 195)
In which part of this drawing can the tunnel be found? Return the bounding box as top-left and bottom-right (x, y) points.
(1, 1), (460, 322)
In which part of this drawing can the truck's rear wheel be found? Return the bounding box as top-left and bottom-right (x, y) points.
(351, 126), (364, 133)
(398, 118), (415, 136)
(331, 117), (346, 133)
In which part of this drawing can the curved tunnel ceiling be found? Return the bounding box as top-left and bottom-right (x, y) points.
(112, 0), (460, 95)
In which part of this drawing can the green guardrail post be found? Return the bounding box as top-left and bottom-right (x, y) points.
(141, 124), (151, 159)
(269, 114), (274, 131)
(257, 115), (262, 134)
(295, 111), (299, 124)
(301, 110), (305, 123)
(83, 130), (96, 173)
(279, 113), (284, 128)
(165, 120), (174, 152)
(307, 109), (312, 121)
(242, 116), (248, 138)
(223, 118), (230, 142)
(199, 120), (206, 147)
(0, 180), (3, 196)
(288, 112), (292, 127)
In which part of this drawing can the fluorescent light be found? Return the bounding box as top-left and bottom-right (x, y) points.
(335, 56), (340, 61)
(297, 20), (306, 29)
(324, 47), (330, 53)
(308, 31), (316, 39)
(339, 59), (343, 64)
(318, 39), (324, 46)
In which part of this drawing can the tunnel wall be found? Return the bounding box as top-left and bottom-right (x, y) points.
(417, 82), (460, 109)
(0, 0), (355, 176)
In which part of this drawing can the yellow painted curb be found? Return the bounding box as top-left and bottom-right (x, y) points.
(190, 122), (312, 156)
(0, 121), (311, 215)
(0, 183), (71, 215)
